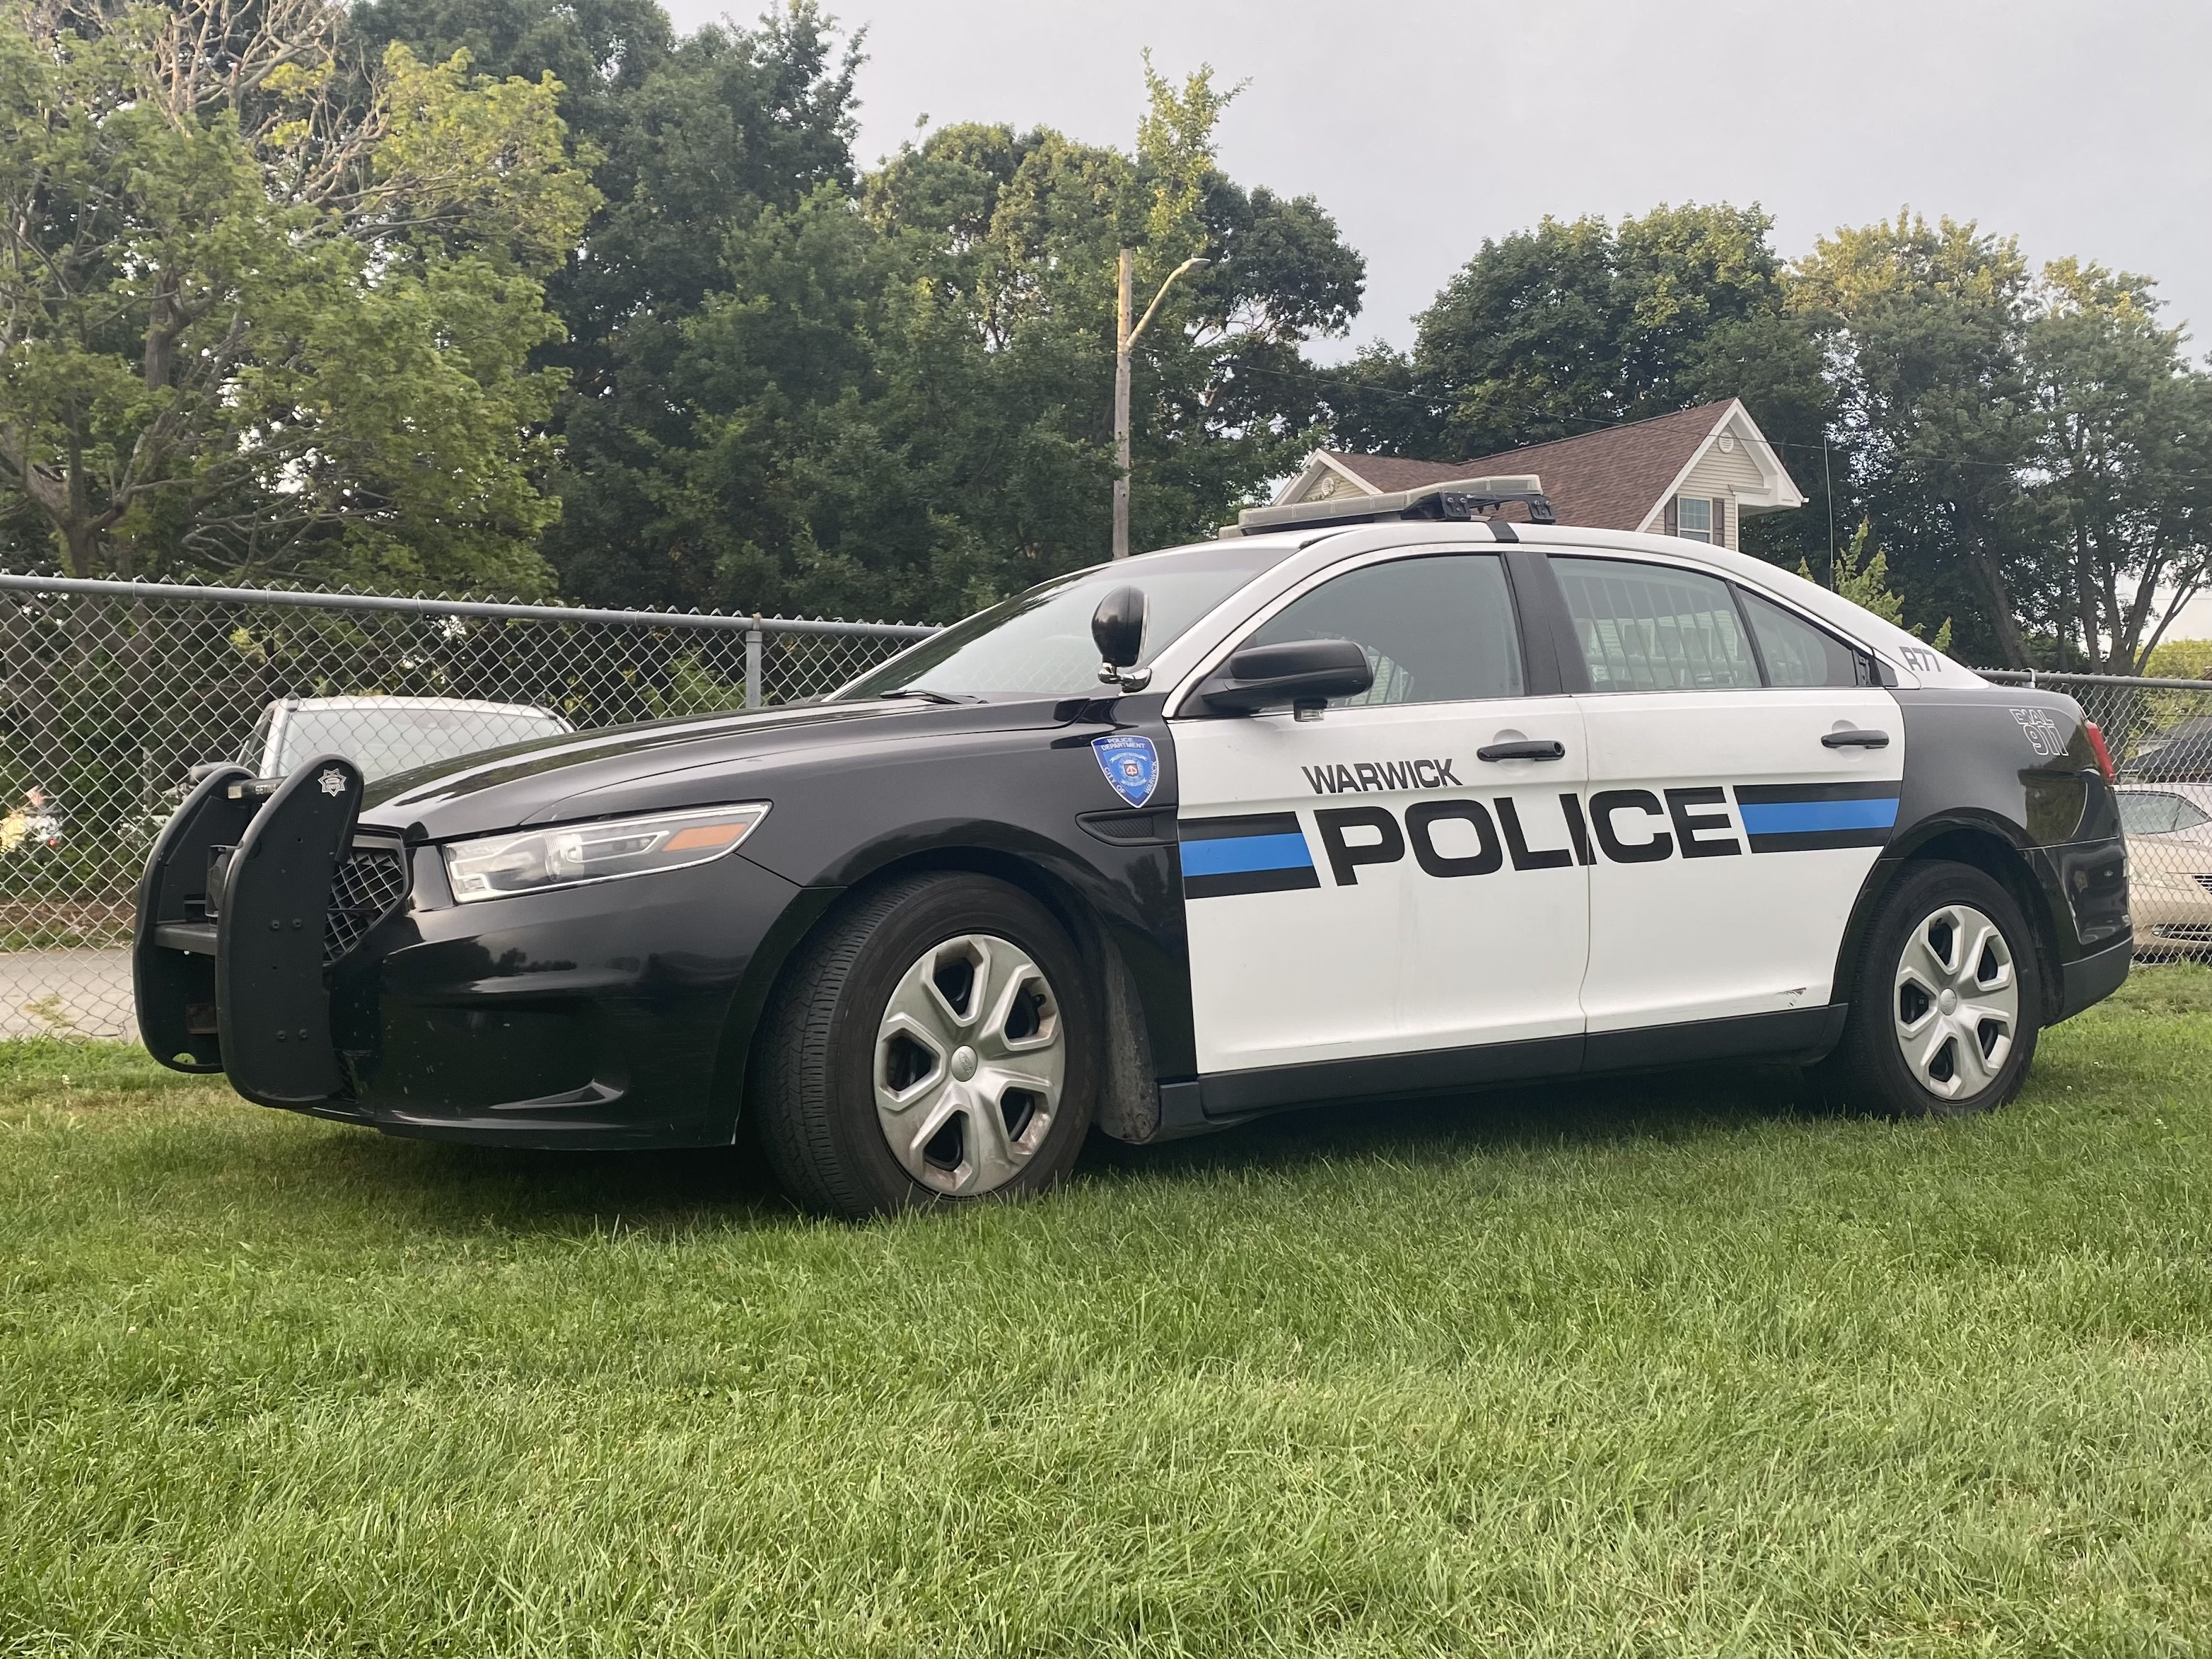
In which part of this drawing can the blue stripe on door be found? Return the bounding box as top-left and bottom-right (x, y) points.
(1180, 814), (1322, 898)
(1178, 832), (1315, 878)
(1737, 797), (1900, 836)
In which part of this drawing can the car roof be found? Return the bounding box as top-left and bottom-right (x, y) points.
(1132, 519), (1982, 693)
(275, 696), (564, 718)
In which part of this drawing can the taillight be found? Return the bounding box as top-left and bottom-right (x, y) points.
(2084, 720), (2117, 783)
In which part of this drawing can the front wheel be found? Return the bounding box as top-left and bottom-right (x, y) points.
(1822, 860), (2043, 1118)
(752, 872), (1097, 1217)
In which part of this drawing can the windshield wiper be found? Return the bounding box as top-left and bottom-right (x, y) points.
(874, 687), (984, 704)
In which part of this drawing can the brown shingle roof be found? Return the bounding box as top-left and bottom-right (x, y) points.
(1321, 401), (1733, 530)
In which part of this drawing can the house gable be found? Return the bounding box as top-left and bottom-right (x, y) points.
(1634, 402), (1805, 533)
(1275, 452), (1384, 505)
(1297, 400), (1804, 549)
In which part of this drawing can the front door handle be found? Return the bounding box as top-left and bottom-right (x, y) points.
(1478, 739), (1566, 762)
(1822, 728), (1891, 749)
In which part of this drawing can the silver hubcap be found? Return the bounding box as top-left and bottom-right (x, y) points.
(873, 933), (1064, 1196)
(1894, 902), (2019, 1100)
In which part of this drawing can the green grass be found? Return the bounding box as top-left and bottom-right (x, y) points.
(7, 973), (2212, 1656)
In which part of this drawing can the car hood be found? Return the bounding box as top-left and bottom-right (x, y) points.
(358, 697), (1079, 842)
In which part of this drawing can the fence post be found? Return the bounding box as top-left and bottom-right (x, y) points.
(745, 615), (764, 709)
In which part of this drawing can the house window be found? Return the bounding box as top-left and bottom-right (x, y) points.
(1675, 496), (1712, 543)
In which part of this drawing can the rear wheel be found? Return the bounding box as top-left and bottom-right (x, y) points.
(1822, 860), (2042, 1118)
(753, 872), (1095, 1216)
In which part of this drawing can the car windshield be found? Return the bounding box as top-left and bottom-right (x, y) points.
(834, 546), (1280, 702)
(273, 706), (570, 780)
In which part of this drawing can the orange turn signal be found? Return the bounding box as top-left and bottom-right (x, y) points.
(663, 822), (753, 852)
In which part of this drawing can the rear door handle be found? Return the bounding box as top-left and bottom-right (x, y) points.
(1822, 728), (1890, 749)
(1478, 740), (1566, 762)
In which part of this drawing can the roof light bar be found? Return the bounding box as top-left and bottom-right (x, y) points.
(1223, 480), (1558, 538)
(1412, 490), (1557, 525)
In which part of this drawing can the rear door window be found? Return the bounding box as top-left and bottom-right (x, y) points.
(1552, 557), (1759, 692)
(1735, 587), (1868, 688)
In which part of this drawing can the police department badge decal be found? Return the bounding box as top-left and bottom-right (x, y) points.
(317, 767), (347, 798)
(1091, 734), (1159, 808)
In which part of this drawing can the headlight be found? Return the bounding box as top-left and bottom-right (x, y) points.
(442, 803), (769, 904)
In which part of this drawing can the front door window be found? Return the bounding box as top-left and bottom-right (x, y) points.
(1242, 552), (1525, 706)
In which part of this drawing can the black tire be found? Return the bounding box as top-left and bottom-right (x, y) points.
(752, 871), (1097, 1217)
(1820, 859), (2043, 1119)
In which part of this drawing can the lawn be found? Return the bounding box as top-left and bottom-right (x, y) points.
(5, 972), (2212, 1656)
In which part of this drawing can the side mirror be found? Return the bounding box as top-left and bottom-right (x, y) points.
(1092, 586), (1151, 691)
(1199, 638), (1374, 716)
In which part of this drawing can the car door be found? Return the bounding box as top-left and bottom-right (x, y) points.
(1549, 552), (1904, 1033)
(1171, 548), (1589, 1079)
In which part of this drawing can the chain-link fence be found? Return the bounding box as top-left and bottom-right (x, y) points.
(5, 584), (2207, 1042)
(1981, 670), (2212, 965)
(0, 574), (935, 1039)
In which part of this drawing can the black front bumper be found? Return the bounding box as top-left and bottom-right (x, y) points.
(136, 767), (813, 1148)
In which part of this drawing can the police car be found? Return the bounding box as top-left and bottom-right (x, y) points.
(134, 485), (2132, 1216)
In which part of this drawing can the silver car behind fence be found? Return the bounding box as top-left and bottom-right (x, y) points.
(1983, 670), (2212, 962)
(237, 695), (577, 783)
(0, 575), (933, 1038)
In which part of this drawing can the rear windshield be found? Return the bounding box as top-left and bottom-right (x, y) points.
(835, 545), (1279, 702)
(274, 707), (571, 780)
(2118, 791), (2212, 835)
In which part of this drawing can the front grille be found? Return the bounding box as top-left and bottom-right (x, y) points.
(2191, 874), (2212, 895)
(325, 844), (409, 966)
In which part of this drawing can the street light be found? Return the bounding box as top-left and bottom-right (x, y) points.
(1113, 248), (1209, 559)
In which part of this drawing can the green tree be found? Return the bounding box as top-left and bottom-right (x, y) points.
(0, 0), (597, 589)
(1327, 202), (1830, 573)
(1787, 214), (2042, 668)
(2143, 637), (2212, 681)
(2025, 260), (2212, 673)
(1330, 204), (1818, 447)
(349, 0), (675, 134)
(1800, 520), (1952, 652)
(535, 37), (1363, 622)
(527, 1), (868, 607)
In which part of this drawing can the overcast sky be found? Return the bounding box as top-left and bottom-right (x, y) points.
(660, 0), (2212, 365)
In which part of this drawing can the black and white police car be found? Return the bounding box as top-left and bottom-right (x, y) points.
(134, 485), (2131, 1216)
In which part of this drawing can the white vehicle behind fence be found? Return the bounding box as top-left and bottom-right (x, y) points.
(240, 696), (574, 783)
(2115, 781), (2212, 955)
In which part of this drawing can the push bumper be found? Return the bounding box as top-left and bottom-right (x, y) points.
(135, 755), (373, 1098)
(134, 763), (812, 1147)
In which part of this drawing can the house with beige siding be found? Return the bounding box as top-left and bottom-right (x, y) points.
(1274, 399), (1804, 547)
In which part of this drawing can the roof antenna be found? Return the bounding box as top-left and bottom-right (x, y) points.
(1823, 438), (1836, 590)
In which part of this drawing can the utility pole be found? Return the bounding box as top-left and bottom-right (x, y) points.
(1113, 248), (1209, 559)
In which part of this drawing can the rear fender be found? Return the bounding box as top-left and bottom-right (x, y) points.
(1831, 813), (2065, 1027)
